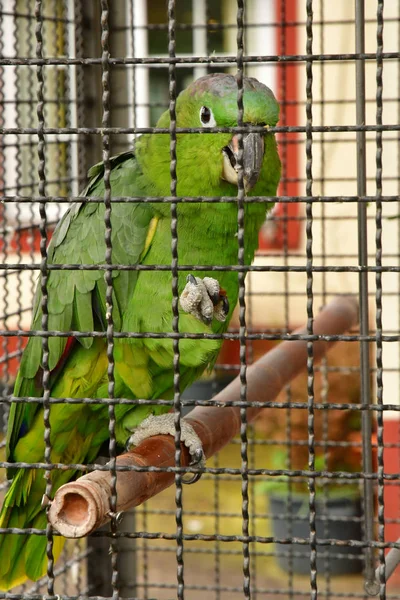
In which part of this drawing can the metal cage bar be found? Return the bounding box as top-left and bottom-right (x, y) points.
(0, 1), (399, 599)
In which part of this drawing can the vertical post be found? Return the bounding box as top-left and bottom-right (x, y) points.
(192, 0), (207, 79)
(132, 0), (149, 129)
(72, 0), (89, 189)
(66, 0), (79, 197)
(246, 0), (275, 89)
(87, 525), (113, 596)
(354, 0), (379, 593)
(86, 462), (136, 596)
(80, 1), (103, 170)
(116, 510), (137, 598)
(126, 0), (136, 144)
(108, 0), (132, 155)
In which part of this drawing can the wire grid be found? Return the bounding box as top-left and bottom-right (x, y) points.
(0, 1), (400, 599)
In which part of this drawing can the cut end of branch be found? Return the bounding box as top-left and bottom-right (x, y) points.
(61, 492), (89, 525)
(49, 480), (110, 538)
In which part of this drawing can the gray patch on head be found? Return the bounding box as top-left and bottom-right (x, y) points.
(186, 73), (274, 99)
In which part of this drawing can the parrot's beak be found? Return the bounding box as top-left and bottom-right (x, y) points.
(222, 131), (264, 192)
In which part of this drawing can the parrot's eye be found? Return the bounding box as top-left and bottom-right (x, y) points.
(200, 106), (216, 127)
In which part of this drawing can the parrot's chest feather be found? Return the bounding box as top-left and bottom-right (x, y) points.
(128, 202), (265, 327)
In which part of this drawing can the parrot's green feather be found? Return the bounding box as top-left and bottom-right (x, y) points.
(73, 290), (94, 348)
(0, 74), (281, 590)
(18, 336), (42, 380)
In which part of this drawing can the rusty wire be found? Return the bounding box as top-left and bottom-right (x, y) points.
(0, 1), (399, 599)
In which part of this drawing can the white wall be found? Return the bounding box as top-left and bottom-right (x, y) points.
(247, 1), (400, 408)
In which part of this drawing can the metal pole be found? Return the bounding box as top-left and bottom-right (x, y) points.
(354, 0), (379, 594)
(375, 542), (400, 587)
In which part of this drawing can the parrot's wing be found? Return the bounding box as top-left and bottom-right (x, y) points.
(7, 149), (155, 461)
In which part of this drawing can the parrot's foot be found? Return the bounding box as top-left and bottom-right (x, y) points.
(128, 414), (205, 484)
(179, 274), (229, 325)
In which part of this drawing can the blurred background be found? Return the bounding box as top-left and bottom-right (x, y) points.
(0, 1), (399, 598)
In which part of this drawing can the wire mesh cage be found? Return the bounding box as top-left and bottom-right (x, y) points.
(0, 1), (399, 599)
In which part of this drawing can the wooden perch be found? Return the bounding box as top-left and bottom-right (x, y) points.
(48, 296), (358, 538)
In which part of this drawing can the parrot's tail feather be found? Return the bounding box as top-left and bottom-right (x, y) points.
(0, 470), (65, 591)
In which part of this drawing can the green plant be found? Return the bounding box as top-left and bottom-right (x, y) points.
(256, 449), (361, 500)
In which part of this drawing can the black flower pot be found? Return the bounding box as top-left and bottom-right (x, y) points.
(269, 493), (363, 575)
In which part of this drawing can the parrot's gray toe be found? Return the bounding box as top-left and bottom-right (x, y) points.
(127, 413), (205, 484)
(179, 275), (229, 325)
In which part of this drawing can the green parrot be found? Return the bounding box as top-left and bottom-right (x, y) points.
(0, 73), (281, 589)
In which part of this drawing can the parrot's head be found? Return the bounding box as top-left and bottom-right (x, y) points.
(138, 73), (280, 197)
(176, 73), (279, 192)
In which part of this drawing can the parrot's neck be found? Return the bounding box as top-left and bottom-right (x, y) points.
(135, 130), (278, 265)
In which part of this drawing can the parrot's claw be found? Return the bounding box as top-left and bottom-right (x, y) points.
(127, 413), (205, 484)
(179, 275), (229, 325)
(183, 446), (205, 484)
